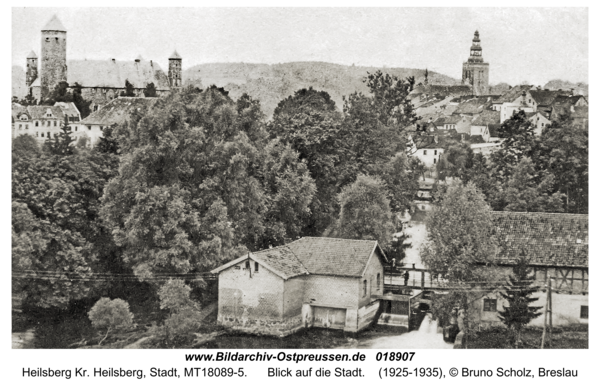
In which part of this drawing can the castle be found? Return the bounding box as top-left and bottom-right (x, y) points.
(462, 30), (489, 96)
(25, 15), (182, 110)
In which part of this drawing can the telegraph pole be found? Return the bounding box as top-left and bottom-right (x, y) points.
(541, 277), (553, 349)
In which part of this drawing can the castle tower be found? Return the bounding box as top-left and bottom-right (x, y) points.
(462, 30), (489, 96)
(40, 15), (67, 100)
(168, 50), (182, 88)
(26, 50), (38, 87)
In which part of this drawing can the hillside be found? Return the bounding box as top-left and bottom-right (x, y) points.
(12, 66), (27, 100)
(543, 79), (588, 96)
(183, 62), (461, 117)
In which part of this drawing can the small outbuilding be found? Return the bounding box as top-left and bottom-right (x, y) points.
(211, 237), (387, 336)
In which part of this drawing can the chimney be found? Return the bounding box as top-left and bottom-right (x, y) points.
(570, 105), (575, 113)
(434, 135), (438, 143)
(111, 58), (115, 63)
(570, 88), (575, 96)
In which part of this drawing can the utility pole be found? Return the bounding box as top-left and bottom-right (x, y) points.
(541, 277), (553, 349)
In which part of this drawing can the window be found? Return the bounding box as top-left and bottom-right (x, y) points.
(19, 124), (22, 129)
(255, 262), (259, 272)
(75, 126), (78, 131)
(363, 280), (367, 297)
(88, 126), (92, 131)
(25, 124), (28, 129)
(245, 260), (250, 270)
(434, 150), (437, 155)
(47, 132), (51, 138)
(41, 132), (44, 137)
(433, 158), (436, 164)
(47, 121), (51, 126)
(423, 150), (427, 155)
(377, 273), (381, 290)
(580, 305), (588, 319)
(36, 132), (38, 137)
(483, 298), (497, 312)
(35, 121), (39, 127)
(541, 123), (544, 127)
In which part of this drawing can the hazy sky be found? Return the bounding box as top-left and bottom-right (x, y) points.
(12, 7), (588, 86)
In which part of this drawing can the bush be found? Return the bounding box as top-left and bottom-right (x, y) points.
(158, 280), (202, 342)
(88, 297), (134, 344)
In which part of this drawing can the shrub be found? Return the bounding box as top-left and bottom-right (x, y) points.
(158, 279), (202, 342)
(88, 297), (134, 345)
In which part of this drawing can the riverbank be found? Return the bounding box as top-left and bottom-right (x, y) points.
(466, 325), (588, 349)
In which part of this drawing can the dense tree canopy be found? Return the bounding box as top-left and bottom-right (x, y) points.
(12, 145), (119, 308)
(100, 87), (316, 281)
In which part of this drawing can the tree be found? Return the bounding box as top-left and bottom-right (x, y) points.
(490, 110), (538, 182)
(535, 117), (588, 214)
(421, 182), (500, 344)
(75, 132), (90, 149)
(268, 88), (344, 236)
(18, 93), (37, 106)
(12, 134), (41, 160)
(435, 140), (473, 182)
(121, 80), (136, 97)
(330, 175), (395, 248)
(144, 82), (157, 98)
(44, 122), (75, 156)
(158, 279), (202, 341)
(42, 81), (92, 119)
(503, 157), (564, 213)
(88, 298), (134, 345)
(100, 86), (314, 282)
(95, 125), (120, 155)
(498, 250), (543, 347)
(12, 145), (119, 308)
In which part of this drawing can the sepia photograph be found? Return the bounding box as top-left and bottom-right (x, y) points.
(11, 7), (588, 353)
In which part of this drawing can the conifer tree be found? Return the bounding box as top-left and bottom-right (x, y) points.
(45, 122), (75, 156)
(498, 249), (543, 347)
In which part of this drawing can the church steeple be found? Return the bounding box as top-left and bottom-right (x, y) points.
(462, 30), (489, 96)
(468, 30), (484, 63)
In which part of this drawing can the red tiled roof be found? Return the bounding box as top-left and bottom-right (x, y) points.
(492, 212), (588, 268)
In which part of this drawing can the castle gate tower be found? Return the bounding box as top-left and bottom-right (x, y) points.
(168, 50), (182, 88)
(462, 30), (489, 96)
(26, 51), (38, 87)
(40, 15), (67, 100)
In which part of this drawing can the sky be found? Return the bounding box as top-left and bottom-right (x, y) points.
(12, 7), (588, 86)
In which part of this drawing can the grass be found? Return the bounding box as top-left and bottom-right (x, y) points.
(467, 324), (588, 349)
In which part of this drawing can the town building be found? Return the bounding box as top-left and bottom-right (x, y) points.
(74, 97), (159, 147)
(25, 15), (181, 108)
(211, 237), (387, 336)
(473, 212), (588, 328)
(11, 103), (79, 142)
(462, 31), (489, 96)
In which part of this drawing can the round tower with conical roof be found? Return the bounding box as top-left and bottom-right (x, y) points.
(462, 30), (489, 96)
(40, 15), (67, 99)
(168, 50), (182, 88)
(26, 50), (38, 87)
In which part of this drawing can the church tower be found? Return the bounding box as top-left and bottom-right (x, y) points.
(168, 50), (182, 88)
(462, 30), (489, 96)
(26, 51), (38, 87)
(40, 15), (67, 100)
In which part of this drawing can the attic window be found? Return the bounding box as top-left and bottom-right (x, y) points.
(245, 261), (250, 270)
(45, 38), (49, 42)
(255, 262), (259, 272)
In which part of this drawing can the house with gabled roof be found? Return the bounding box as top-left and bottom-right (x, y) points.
(473, 212), (588, 328)
(211, 237), (387, 336)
